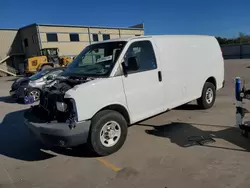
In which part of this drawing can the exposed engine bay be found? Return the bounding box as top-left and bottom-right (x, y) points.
(31, 76), (95, 127)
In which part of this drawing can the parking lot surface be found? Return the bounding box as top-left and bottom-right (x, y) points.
(1, 60), (250, 188)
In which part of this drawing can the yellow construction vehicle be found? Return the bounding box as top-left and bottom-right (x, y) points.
(24, 48), (74, 75)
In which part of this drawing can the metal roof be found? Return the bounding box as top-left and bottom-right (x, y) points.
(36, 23), (144, 30)
(1, 23), (144, 31)
(18, 23), (144, 31)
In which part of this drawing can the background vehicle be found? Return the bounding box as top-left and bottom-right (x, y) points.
(24, 35), (224, 156)
(24, 48), (73, 75)
(10, 67), (65, 102)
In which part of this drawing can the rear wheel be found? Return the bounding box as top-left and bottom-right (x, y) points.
(197, 82), (216, 109)
(89, 110), (128, 156)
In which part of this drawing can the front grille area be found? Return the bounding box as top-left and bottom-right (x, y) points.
(39, 90), (59, 120)
(38, 89), (71, 122)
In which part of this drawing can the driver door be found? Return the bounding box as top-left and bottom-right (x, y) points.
(121, 40), (165, 123)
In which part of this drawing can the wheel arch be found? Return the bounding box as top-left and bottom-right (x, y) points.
(27, 87), (42, 94)
(94, 104), (131, 124)
(197, 77), (217, 109)
(205, 76), (217, 89)
(199, 76), (217, 99)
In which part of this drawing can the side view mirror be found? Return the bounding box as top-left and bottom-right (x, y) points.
(122, 56), (139, 75)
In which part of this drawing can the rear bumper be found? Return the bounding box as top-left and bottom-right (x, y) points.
(24, 109), (91, 147)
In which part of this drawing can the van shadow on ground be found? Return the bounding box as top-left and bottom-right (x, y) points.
(0, 109), (55, 161)
(0, 96), (17, 104)
(0, 109), (97, 161)
(0, 96), (25, 104)
(138, 122), (250, 152)
(175, 103), (202, 111)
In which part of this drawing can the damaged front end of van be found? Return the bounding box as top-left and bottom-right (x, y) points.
(24, 40), (127, 148)
(23, 75), (95, 147)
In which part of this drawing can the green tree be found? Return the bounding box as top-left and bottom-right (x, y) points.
(216, 32), (250, 45)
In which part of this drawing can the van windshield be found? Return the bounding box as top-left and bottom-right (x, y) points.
(62, 41), (127, 77)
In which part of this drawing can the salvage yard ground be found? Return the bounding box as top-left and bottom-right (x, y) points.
(1, 60), (250, 188)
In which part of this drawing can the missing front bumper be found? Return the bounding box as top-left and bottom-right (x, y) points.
(24, 109), (91, 147)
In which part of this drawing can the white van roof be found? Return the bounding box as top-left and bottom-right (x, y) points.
(92, 35), (215, 44)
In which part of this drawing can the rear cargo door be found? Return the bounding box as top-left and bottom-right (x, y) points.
(121, 40), (165, 123)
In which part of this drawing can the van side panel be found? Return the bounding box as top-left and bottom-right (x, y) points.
(212, 37), (225, 90)
(153, 36), (224, 109)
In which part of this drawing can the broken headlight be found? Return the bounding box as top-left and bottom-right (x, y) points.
(69, 99), (78, 122)
(56, 102), (68, 112)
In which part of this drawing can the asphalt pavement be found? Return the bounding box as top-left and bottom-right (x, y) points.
(1, 59), (250, 188)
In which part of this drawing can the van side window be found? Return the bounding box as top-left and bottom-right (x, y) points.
(124, 40), (157, 73)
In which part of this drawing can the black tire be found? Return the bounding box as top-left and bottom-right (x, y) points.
(89, 110), (128, 156)
(27, 88), (41, 102)
(197, 82), (216, 109)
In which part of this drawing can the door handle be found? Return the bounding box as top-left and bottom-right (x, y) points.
(158, 71), (162, 82)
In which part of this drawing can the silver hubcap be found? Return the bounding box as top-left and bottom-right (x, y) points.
(206, 88), (213, 104)
(29, 90), (40, 101)
(100, 121), (121, 147)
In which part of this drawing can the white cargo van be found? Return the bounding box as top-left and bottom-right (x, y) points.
(24, 35), (224, 156)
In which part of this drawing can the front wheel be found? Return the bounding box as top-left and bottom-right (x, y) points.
(27, 89), (41, 102)
(89, 110), (128, 156)
(197, 82), (216, 109)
